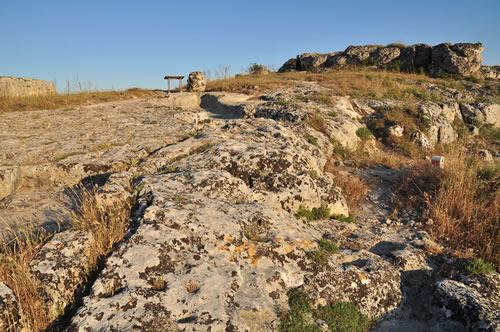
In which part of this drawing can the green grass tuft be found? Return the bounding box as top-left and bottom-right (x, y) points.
(319, 238), (340, 254)
(305, 250), (329, 265)
(466, 258), (496, 275)
(296, 204), (330, 221)
(331, 214), (355, 223)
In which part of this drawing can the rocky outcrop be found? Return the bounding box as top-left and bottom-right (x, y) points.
(460, 103), (500, 127)
(0, 76), (56, 97)
(187, 71), (206, 92)
(279, 42), (490, 78)
(430, 43), (484, 77)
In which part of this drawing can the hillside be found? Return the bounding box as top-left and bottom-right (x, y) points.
(0, 63), (499, 331)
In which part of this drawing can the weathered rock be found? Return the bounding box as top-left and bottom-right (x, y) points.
(388, 125), (404, 137)
(304, 249), (402, 317)
(280, 42), (486, 77)
(410, 130), (432, 148)
(297, 53), (328, 71)
(0, 76), (56, 97)
(30, 230), (93, 319)
(461, 103), (500, 127)
(479, 66), (500, 79)
(187, 71), (206, 92)
(0, 282), (20, 331)
(278, 57), (299, 72)
(476, 149), (494, 161)
(431, 43), (484, 76)
(419, 102), (458, 145)
(429, 277), (500, 331)
(372, 47), (401, 66)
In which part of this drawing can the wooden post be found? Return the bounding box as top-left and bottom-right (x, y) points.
(179, 79), (182, 91)
(168, 79), (170, 93)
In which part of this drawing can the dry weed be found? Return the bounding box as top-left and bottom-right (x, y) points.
(0, 88), (161, 113)
(0, 223), (51, 331)
(396, 156), (499, 268)
(71, 187), (132, 269)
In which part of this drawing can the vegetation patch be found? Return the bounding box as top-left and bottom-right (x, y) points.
(355, 127), (372, 140)
(306, 112), (328, 135)
(331, 214), (355, 223)
(318, 238), (340, 254)
(305, 134), (319, 147)
(296, 203), (330, 221)
(466, 258), (496, 275)
(279, 288), (373, 332)
(305, 250), (329, 265)
(394, 156), (500, 269)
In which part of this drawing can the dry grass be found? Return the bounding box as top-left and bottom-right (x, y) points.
(71, 187), (132, 269)
(396, 156), (499, 269)
(0, 88), (162, 113)
(324, 158), (369, 211)
(0, 186), (133, 331)
(205, 68), (465, 102)
(0, 224), (51, 331)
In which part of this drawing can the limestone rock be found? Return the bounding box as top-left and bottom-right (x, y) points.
(476, 149), (493, 161)
(187, 71), (206, 92)
(479, 66), (500, 80)
(30, 230), (93, 319)
(249, 64), (270, 75)
(461, 103), (500, 127)
(0, 76), (56, 97)
(431, 43), (484, 76)
(278, 57), (299, 72)
(298, 53), (330, 71)
(304, 250), (402, 318)
(0, 282), (20, 331)
(388, 125), (404, 137)
(410, 130), (432, 148)
(373, 47), (401, 66)
(419, 102), (458, 145)
(429, 278), (500, 331)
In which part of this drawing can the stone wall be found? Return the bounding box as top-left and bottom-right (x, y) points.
(0, 76), (56, 97)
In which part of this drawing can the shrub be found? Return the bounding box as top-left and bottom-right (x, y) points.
(356, 127), (372, 140)
(318, 238), (340, 254)
(305, 250), (328, 265)
(330, 137), (352, 159)
(279, 289), (372, 332)
(305, 134), (319, 147)
(307, 112), (328, 135)
(331, 214), (355, 223)
(466, 258), (496, 275)
(296, 203), (331, 221)
(247, 63), (268, 75)
(395, 156), (500, 268)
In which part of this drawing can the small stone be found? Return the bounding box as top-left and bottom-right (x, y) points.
(316, 319), (329, 331)
(427, 219), (434, 225)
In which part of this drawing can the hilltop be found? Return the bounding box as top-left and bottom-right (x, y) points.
(0, 45), (499, 331)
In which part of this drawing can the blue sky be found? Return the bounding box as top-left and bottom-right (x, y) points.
(1, 0), (499, 91)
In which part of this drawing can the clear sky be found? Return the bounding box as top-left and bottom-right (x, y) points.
(1, 0), (499, 92)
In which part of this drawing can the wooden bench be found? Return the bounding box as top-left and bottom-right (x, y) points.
(164, 75), (184, 93)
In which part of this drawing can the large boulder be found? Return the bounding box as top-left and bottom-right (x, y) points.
(278, 57), (299, 72)
(186, 71), (206, 92)
(460, 103), (500, 127)
(0, 76), (56, 97)
(298, 53), (330, 71)
(478, 66), (500, 79)
(431, 43), (484, 76)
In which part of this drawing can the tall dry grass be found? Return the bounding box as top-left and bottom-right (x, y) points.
(205, 68), (462, 102)
(0, 88), (161, 113)
(70, 187), (132, 270)
(0, 224), (51, 331)
(397, 155), (499, 268)
(0, 187), (133, 331)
